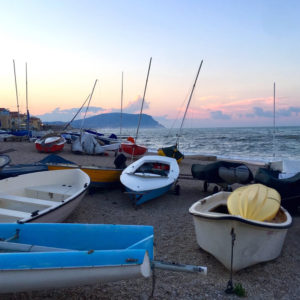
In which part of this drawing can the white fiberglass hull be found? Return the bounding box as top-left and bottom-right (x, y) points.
(189, 192), (292, 271)
(0, 253), (151, 293)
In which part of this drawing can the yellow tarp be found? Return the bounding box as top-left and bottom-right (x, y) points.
(227, 184), (281, 221)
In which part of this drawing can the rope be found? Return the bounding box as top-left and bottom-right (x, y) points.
(225, 228), (236, 294)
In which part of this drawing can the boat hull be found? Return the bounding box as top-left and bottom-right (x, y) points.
(121, 155), (179, 205)
(0, 223), (153, 293)
(189, 192), (292, 271)
(47, 165), (122, 188)
(120, 143), (147, 157)
(125, 183), (174, 205)
(35, 142), (65, 153)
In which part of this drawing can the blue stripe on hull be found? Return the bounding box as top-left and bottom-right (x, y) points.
(126, 183), (173, 205)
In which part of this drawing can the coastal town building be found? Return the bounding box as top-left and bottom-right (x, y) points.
(0, 108), (42, 130)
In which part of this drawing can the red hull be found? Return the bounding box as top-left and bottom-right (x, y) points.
(35, 142), (65, 153)
(120, 143), (147, 157)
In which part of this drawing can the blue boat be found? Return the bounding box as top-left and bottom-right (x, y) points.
(120, 155), (180, 206)
(0, 223), (154, 293)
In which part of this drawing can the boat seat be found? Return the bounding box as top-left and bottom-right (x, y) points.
(26, 184), (77, 196)
(0, 207), (30, 219)
(0, 194), (57, 207)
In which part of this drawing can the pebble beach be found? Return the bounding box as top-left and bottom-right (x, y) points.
(1, 141), (300, 300)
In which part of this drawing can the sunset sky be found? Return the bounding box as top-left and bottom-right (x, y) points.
(0, 0), (300, 127)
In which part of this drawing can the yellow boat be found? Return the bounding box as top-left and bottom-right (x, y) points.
(47, 164), (122, 188)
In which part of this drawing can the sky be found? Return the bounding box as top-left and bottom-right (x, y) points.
(0, 0), (300, 128)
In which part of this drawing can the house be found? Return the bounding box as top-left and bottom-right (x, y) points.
(0, 108), (11, 129)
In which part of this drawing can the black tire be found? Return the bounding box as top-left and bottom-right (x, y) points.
(213, 186), (219, 194)
(203, 181), (208, 192)
(174, 184), (181, 195)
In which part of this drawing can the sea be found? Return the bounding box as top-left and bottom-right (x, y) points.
(98, 126), (300, 162)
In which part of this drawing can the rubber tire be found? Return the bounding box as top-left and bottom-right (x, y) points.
(203, 181), (208, 192)
(174, 184), (181, 195)
(213, 186), (219, 194)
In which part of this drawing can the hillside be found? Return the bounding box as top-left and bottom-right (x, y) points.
(44, 113), (164, 129)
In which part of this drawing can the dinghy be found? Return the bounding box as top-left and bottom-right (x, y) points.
(41, 154), (126, 188)
(120, 137), (147, 158)
(189, 188), (292, 272)
(0, 163), (48, 179)
(120, 155), (179, 206)
(35, 135), (66, 153)
(0, 169), (90, 223)
(0, 222), (153, 293)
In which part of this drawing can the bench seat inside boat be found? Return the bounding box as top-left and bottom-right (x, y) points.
(25, 185), (77, 201)
(0, 193), (57, 207)
(0, 207), (30, 219)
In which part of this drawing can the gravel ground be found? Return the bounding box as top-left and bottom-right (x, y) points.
(0, 142), (299, 299)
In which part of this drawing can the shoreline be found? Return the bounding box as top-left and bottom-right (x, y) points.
(0, 141), (299, 299)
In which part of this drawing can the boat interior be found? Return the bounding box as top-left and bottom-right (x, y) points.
(0, 184), (77, 222)
(136, 162), (170, 177)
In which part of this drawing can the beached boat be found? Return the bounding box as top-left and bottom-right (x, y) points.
(255, 160), (300, 213)
(0, 169), (90, 223)
(189, 191), (292, 271)
(40, 154), (126, 188)
(0, 222), (153, 293)
(35, 135), (66, 153)
(0, 163), (48, 179)
(191, 160), (254, 192)
(120, 137), (147, 157)
(0, 155), (10, 170)
(120, 155), (179, 206)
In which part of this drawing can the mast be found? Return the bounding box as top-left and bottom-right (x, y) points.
(80, 79), (98, 135)
(62, 93), (91, 131)
(176, 60), (203, 145)
(13, 59), (20, 129)
(25, 62), (30, 135)
(135, 57), (152, 142)
(120, 72), (123, 136)
(273, 82), (276, 158)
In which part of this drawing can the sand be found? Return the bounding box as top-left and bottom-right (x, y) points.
(0, 141), (300, 299)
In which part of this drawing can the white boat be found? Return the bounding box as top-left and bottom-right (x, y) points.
(189, 191), (292, 271)
(0, 223), (153, 293)
(0, 169), (90, 223)
(120, 155), (179, 206)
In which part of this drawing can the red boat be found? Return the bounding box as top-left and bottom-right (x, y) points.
(120, 137), (147, 157)
(35, 136), (66, 153)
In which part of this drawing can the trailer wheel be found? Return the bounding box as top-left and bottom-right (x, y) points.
(213, 186), (219, 194)
(203, 181), (208, 192)
(174, 184), (181, 195)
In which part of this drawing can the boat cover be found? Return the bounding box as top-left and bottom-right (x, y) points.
(227, 184), (281, 221)
(191, 161), (253, 184)
(255, 167), (300, 213)
(0, 164), (48, 179)
(157, 145), (184, 163)
(38, 154), (76, 165)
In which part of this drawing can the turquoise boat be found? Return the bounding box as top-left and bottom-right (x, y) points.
(0, 223), (154, 293)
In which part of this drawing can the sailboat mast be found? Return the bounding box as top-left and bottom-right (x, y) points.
(120, 72), (123, 136)
(135, 57), (152, 142)
(176, 60), (203, 145)
(25, 62), (29, 135)
(13, 59), (20, 129)
(273, 82), (276, 158)
(80, 79), (98, 134)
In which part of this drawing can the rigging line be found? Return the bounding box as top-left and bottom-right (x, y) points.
(62, 93), (91, 131)
(176, 60), (203, 145)
(13, 59), (20, 129)
(120, 71), (123, 136)
(80, 79), (98, 135)
(135, 57), (152, 143)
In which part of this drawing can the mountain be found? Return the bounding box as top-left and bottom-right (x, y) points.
(44, 113), (164, 129)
